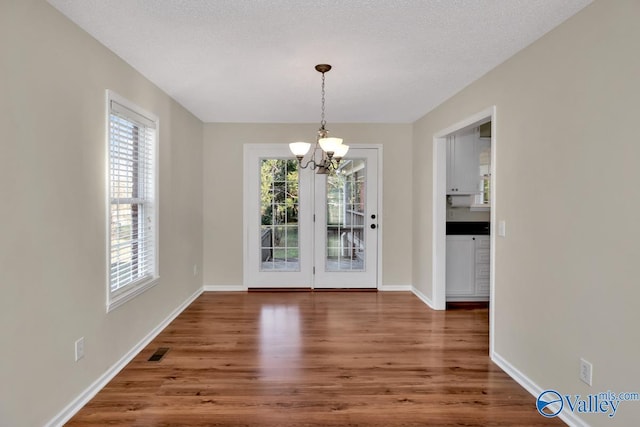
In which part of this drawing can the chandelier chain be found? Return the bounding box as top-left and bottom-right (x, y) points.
(320, 72), (326, 129)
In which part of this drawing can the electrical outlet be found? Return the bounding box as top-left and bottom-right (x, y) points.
(75, 337), (85, 361)
(193, 264), (198, 276)
(580, 358), (592, 386)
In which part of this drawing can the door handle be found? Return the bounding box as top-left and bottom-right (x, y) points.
(370, 224), (377, 229)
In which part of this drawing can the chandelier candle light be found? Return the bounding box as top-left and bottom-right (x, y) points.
(289, 64), (349, 174)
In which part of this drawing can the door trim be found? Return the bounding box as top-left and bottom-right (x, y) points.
(432, 106), (496, 356)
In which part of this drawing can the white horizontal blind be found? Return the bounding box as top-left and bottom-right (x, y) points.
(108, 99), (157, 294)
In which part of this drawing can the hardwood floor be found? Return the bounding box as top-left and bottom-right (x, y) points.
(67, 292), (562, 426)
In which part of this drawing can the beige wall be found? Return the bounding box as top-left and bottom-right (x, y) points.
(0, 2), (203, 426)
(413, 0), (640, 425)
(203, 123), (413, 288)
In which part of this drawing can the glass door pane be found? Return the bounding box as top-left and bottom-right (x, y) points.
(260, 159), (300, 271)
(326, 159), (366, 271)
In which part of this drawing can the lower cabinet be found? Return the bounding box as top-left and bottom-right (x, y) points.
(446, 235), (490, 301)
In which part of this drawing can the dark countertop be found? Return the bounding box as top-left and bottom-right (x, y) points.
(446, 221), (490, 235)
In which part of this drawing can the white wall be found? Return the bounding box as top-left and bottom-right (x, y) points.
(412, 0), (640, 425)
(0, 2), (203, 426)
(203, 123), (413, 289)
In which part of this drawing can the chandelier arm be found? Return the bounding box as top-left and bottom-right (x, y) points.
(298, 158), (317, 170)
(328, 158), (341, 170)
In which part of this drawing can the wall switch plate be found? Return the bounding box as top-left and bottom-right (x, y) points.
(75, 337), (85, 361)
(580, 358), (592, 386)
(498, 220), (506, 237)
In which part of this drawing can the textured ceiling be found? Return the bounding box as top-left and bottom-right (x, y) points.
(47, 0), (592, 123)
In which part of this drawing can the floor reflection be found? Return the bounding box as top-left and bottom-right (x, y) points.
(259, 304), (302, 380)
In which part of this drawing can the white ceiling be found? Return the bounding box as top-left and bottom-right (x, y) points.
(47, 0), (592, 123)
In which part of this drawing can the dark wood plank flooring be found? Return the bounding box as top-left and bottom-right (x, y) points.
(66, 292), (562, 426)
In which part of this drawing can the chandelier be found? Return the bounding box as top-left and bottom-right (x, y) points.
(289, 64), (349, 174)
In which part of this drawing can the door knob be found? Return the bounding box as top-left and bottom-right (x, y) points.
(370, 224), (377, 229)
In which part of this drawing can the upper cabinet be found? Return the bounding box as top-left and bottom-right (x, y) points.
(446, 126), (491, 197)
(447, 130), (479, 194)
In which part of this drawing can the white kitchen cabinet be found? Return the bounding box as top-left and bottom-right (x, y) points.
(446, 235), (490, 301)
(447, 130), (481, 195)
(445, 236), (476, 296)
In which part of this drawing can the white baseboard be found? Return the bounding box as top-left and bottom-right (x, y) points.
(491, 351), (589, 427)
(203, 284), (247, 292)
(206, 284), (414, 292)
(411, 286), (436, 309)
(45, 287), (203, 427)
(378, 284), (412, 291)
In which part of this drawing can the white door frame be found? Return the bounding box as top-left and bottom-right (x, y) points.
(243, 143), (383, 289)
(432, 106), (496, 354)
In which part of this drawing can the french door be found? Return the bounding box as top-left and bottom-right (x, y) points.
(244, 144), (380, 289)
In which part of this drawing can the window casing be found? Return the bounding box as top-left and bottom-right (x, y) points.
(107, 91), (158, 312)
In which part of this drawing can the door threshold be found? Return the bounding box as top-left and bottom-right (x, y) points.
(247, 287), (378, 292)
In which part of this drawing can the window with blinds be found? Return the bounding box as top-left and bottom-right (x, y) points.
(107, 91), (158, 311)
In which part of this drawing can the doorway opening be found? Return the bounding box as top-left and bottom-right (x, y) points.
(432, 106), (496, 354)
